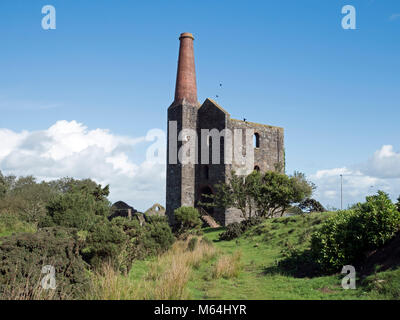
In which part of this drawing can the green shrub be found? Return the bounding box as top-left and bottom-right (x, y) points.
(41, 189), (109, 230)
(174, 206), (202, 233)
(219, 222), (244, 241)
(108, 216), (175, 272)
(311, 191), (400, 273)
(140, 215), (175, 257)
(219, 216), (264, 241)
(0, 227), (89, 299)
(187, 237), (198, 251)
(81, 220), (127, 270)
(0, 212), (36, 237)
(241, 216), (263, 229)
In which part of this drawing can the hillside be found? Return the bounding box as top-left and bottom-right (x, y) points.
(127, 212), (400, 300)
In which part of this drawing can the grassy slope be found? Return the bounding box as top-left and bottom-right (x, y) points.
(181, 213), (390, 300)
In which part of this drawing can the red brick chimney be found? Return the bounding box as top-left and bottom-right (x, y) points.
(174, 32), (198, 106)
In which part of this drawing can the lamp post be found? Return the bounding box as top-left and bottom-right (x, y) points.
(340, 174), (343, 210)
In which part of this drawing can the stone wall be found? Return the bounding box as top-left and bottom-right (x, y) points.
(166, 101), (198, 225)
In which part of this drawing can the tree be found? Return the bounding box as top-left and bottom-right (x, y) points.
(0, 171), (7, 198)
(204, 170), (314, 219)
(41, 181), (110, 230)
(396, 196), (400, 212)
(203, 172), (258, 220)
(253, 171), (313, 217)
(299, 198), (326, 213)
(0, 173), (56, 223)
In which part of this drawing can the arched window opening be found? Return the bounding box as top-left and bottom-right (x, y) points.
(254, 133), (260, 148)
(254, 165), (260, 172)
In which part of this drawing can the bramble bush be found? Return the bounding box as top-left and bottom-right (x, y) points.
(311, 191), (400, 273)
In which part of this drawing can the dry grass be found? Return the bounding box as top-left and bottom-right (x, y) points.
(86, 263), (138, 300)
(88, 237), (218, 300)
(212, 251), (242, 279)
(0, 269), (70, 300)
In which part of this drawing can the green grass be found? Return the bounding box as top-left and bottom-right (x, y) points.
(179, 213), (397, 300)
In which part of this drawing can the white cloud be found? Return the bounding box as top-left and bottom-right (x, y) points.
(362, 145), (400, 178)
(0, 121), (165, 211)
(2, 122), (399, 212)
(310, 145), (400, 209)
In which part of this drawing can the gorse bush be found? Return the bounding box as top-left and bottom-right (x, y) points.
(0, 227), (89, 299)
(81, 220), (128, 270)
(174, 206), (202, 233)
(138, 216), (175, 258)
(311, 191), (400, 273)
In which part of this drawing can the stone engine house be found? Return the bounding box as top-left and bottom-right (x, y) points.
(166, 32), (284, 226)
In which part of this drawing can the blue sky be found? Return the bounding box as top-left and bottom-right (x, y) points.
(0, 0), (399, 210)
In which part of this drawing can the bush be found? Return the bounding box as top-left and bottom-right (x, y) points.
(187, 237), (198, 251)
(174, 206), (202, 233)
(0, 227), (89, 299)
(311, 191), (400, 273)
(139, 215), (175, 257)
(107, 216), (175, 273)
(219, 216), (264, 241)
(0, 212), (36, 237)
(81, 220), (127, 270)
(219, 222), (244, 241)
(241, 216), (263, 229)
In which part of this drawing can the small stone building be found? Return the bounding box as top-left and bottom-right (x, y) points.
(145, 203), (166, 217)
(166, 33), (284, 226)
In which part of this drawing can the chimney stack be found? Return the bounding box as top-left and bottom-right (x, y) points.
(174, 32), (198, 106)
